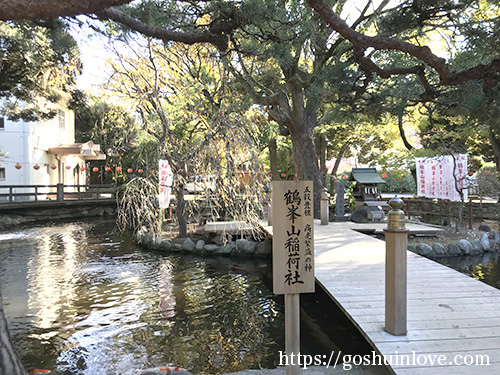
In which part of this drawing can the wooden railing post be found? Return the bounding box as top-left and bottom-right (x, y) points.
(56, 183), (64, 201)
(384, 196), (408, 336)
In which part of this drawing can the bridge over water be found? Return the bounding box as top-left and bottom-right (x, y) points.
(263, 220), (500, 375)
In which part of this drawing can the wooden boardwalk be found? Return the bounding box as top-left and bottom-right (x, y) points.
(312, 221), (500, 374)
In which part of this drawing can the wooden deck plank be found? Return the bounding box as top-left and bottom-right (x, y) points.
(312, 220), (500, 375)
(367, 327), (500, 342)
(361, 318), (500, 331)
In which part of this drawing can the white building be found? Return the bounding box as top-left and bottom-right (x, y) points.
(0, 94), (105, 199)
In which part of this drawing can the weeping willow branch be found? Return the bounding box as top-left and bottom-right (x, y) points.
(116, 177), (160, 236)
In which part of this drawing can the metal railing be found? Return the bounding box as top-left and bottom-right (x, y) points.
(0, 184), (116, 202)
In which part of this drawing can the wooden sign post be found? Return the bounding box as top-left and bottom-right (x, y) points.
(272, 181), (315, 375)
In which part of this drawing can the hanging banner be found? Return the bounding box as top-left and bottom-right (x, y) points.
(159, 160), (174, 208)
(415, 155), (468, 201)
(272, 181), (315, 295)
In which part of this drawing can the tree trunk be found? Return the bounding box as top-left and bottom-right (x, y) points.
(489, 127), (500, 175)
(331, 142), (349, 177)
(318, 133), (327, 186)
(269, 138), (279, 181)
(398, 113), (414, 151)
(0, 290), (26, 375)
(290, 129), (323, 218)
(175, 189), (187, 237)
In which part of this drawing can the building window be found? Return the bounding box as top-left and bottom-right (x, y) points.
(0, 117), (4, 130)
(0, 168), (5, 180)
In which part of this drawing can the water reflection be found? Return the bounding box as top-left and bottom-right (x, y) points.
(0, 220), (285, 375)
(435, 252), (500, 289)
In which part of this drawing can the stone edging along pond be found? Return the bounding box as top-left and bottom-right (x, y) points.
(135, 228), (273, 257)
(409, 227), (500, 258)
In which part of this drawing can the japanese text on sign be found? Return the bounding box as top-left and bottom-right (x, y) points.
(272, 181), (315, 295)
(159, 160), (174, 208)
(415, 155), (468, 201)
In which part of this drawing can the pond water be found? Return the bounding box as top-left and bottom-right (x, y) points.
(434, 252), (500, 290)
(0, 219), (374, 375)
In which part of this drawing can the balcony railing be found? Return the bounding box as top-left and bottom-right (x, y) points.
(0, 184), (116, 202)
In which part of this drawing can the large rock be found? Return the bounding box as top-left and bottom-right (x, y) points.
(479, 224), (492, 232)
(349, 206), (371, 223)
(152, 237), (163, 249)
(481, 233), (491, 252)
(141, 234), (154, 247)
(415, 243), (433, 257)
(256, 239), (272, 256)
(432, 243), (447, 257)
(235, 239), (249, 253)
(159, 239), (172, 251)
(489, 231), (500, 247)
(447, 243), (462, 256)
(457, 239), (473, 255)
(217, 241), (236, 255)
(195, 240), (205, 251)
(204, 244), (219, 253)
(171, 243), (183, 252)
(470, 239), (483, 255)
(243, 240), (258, 254)
(213, 234), (231, 246)
(182, 238), (196, 252)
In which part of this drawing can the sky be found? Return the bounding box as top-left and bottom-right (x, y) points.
(71, 20), (114, 92)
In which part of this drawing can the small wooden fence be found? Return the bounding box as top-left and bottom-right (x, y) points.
(379, 197), (499, 228)
(0, 184), (116, 202)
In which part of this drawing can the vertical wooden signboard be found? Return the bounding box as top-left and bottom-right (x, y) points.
(272, 180), (315, 294)
(272, 181), (314, 375)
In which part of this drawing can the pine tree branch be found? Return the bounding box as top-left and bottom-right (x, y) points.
(97, 7), (229, 50)
(306, 0), (500, 86)
(0, 0), (131, 20)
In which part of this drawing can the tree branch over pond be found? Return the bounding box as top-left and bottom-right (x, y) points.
(306, 0), (500, 86)
(0, 0), (131, 20)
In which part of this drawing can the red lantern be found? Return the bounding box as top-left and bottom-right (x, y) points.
(295, 173), (298, 177)
(65, 165), (71, 170)
(80, 167), (86, 172)
(92, 167), (99, 172)
(468, 171), (474, 177)
(138, 168), (144, 173)
(127, 168), (133, 173)
(268, 172), (272, 177)
(342, 175), (348, 179)
(116, 167), (122, 172)
(281, 173), (286, 178)
(33, 164), (40, 170)
(105, 167), (111, 172)
(382, 173), (388, 178)
(50, 164), (57, 170)
(15, 163), (22, 169)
